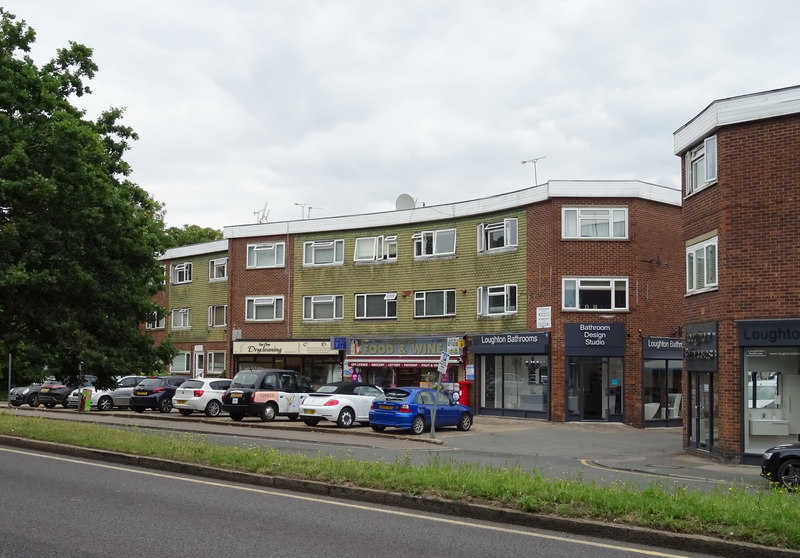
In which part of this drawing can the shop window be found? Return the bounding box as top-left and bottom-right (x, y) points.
(686, 236), (718, 294)
(562, 277), (628, 311)
(245, 296), (284, 321)
(477, 218), (518, 252)
(246, 242), (286, 268)
(686, 135), (717, 195)
(414, 289), (456, 317)
(303, 295), (344, 320)
(354, 235), (397, 262)
(477, 284), (517, 316)
(355, 293), (397, 319)
(412, 229), (456, 258)
(303, 239), (344, 266)
(562, 208), (627, 239)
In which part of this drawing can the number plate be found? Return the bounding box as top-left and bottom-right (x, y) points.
(232, 398), (239, 404)
(176, 400), (187, 405)
(379, 404), (393, 410)
(41, 388), (49, 393)
(135, 391), (147, 396)
(303, 409), (315, 415)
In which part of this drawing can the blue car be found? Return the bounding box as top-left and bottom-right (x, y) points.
(369, 386), (473, 435)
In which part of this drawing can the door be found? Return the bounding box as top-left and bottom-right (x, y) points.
(689, 372), (713, 451)
(567, 357), (607, 421)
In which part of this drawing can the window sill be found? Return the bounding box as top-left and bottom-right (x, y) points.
(684, 179), (718, 199)
(685, 286), (719, 297)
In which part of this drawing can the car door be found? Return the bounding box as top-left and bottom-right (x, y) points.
(113, 376), (143, 406)
(433, 390), (460, 426)
(353, 385), (383, 421)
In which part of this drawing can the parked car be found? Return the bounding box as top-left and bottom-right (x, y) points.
(38, 375), (98, 408)
(172, 377), (232, 417)
(129, 376), (186, 413)
(762, 443), (800, 490)
(368, 386), (473, 435)
(222, 368), (313, 422)
(9, 377), (54, 407)
(67, 375), (148, 410)
(300, 381), (384, 428)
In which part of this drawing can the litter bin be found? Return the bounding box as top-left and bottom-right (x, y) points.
(78, 388), (92, 412)
(457, 380), (472, 407)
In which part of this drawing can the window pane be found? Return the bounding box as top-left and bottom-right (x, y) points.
(355, 238), (376, 260)
(564, 280), (576, 307)
(365, 294), (384, 316)
(695, 248), (706, 288)
(614, 281), (626, 309)
(564, 210), (577, 237)
(612, 210), (626, 237)
(687, 252), (695, 290)
(427, 292), (444, 315)
(436, 230), (455, 253)
(706, 244), (717, 284)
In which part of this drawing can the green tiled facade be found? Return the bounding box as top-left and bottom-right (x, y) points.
(167, 250), (228, 344)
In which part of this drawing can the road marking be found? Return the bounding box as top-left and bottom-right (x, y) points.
(2, 446), (691, 557)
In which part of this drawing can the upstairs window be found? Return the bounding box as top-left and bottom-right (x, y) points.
(172, 262), (192, 284)
(245, 296), (284, 321)
(562, 208), (627, 239)
(686, 236), (718, 294)
(304, 239), (344, 266)
(171, 308), (191, 329)
(477, 284), (517, 316)
(414, 289), (456, 318)
(354, 235), (398, 262)
(209, 258), (228, 281)
(303, 295), (344, 320)
(686, 135), (717, 195)
(477, 218), (518, 252)
(412, 229), (456, 258)
(355, 293), (397, 319)
(208, 305), (227, 327)
(246, 242), (285, 268)
(145, 312), (165, 330)
(563, 277), (628, 311)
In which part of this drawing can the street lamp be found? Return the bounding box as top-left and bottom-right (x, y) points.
(521, 156), (546, 186)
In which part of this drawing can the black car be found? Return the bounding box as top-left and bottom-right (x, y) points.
(129, 376), (186, 413)
(761, 443), (800, 490)
(222, 368), (313, 422)
(9, 377), (54, 407)
(38, 375), (98, 408)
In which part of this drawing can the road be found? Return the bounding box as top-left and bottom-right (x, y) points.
(0, 446), (722, 558)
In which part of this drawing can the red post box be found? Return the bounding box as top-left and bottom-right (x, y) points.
(457, 380), (472, 407)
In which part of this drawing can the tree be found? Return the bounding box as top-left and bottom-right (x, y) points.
(0, 9), (176, 389)
(164, 224), (223, 249)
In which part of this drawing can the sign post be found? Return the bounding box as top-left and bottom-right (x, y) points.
(430, 347), (449, 439)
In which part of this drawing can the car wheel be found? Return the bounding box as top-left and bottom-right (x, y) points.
(287, 413), (299, 421)
(302, 418), (321, 426)
(132, 407), (144, 413)
(97, 396), (113, 412)
(260, 403), (278, 422)
(777, 458), (800, 490)
(337, 407), (355, 428)
(456, 412), (473, 431)
(61, 396), (71, 408)
(178, 409), (193, 416)
(230, 412), (244, 421)
(28, 393), (40, 407)
(411, 415), (425, 435)
(371, 424), (386, 432)
(204, 400), (222, 417)
(159, 398), (173, 413)
(44, 402), (56, 409)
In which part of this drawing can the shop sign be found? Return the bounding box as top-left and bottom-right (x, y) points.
(642, 337), (684, 360)
(684, 322), (717, 372)
(349, 337), (463, 357)
(565, 323), (625, 356)
(471, 331), (550, 354)
(738, 319), (800, 347)
(233, 340), (339, 355)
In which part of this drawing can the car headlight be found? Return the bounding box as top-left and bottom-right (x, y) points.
(22, 388), (30, 395)
(763, 452), (773, 460)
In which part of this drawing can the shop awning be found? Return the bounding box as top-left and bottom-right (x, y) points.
(345, 356), (460, 368)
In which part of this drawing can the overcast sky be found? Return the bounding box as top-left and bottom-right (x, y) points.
(4, 1), (799, 229)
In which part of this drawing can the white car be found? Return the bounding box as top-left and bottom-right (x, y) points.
(300, 381), (384, 428)
(172, 377), (232, 417)
(67, 375), (147, 410)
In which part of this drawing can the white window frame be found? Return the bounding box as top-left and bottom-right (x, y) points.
(172, 262), (192, 284)
(686, 135), (717, 195)
(477, 218), (518, 252)
(562, 277), (629, 311)
(245, 296), (284, 322)
(412, 229), (456, 258)
(303, 295), (344, 321)
(246, 242), (286, 269)
(208, 305), (227, 328)
(354, 235), (398, 262)
(686, 236), (718, 294)
(303, 239), (344, 267)
(194, 352), (204, 376)
(171, 308), (191, 329)
(209, 258), (228, 281)
(145, 312), (165, 330)
(208, 351), (226, 375)
(562, 208), (628, 239)
(355, 293), (397, 319)
(477, 284), (518, 316)
(414, 289), (456, 318)
(171, 352), (190, 373)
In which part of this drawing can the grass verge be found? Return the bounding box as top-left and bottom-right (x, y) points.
(1, 411), (798, 549)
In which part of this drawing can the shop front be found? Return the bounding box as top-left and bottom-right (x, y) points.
(642, 337), (684, 427)
(344, 336), (463, 389)
(473, 331), (550, 419)
(739, 319), (800, 463)
(565, 323), (625, 422)
(233, 340), (341, 388)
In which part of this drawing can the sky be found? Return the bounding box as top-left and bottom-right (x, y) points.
(3, 1), (799, 230)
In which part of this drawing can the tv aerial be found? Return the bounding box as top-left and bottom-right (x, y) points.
(254, 202), (270, 223)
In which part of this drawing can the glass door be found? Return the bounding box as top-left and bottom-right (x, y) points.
(689, 371), (713, 451)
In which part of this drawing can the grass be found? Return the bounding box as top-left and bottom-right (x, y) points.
(1, 411), (799, 549)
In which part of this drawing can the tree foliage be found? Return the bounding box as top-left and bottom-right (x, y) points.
(164, 224), (223, 249)
(0, 9), (176, 388)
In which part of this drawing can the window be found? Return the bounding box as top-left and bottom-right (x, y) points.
(412, 229), (456, 258)
(477, 218), (518, 251)
(304, 239), (344, 266)
(171, 352), (190, 373)
(208, 351), (226, 374)
(171, 308), (191, 329)
(145, 312), (165, 330)
(171, 262), (192, 284)
(245, 296), (284, 321)
(303, 295), (344, 320)
(209, 258), (227, 281)
(354, 235), (397, 261)
(246, 242), (285, 268)
(562, 278), (628, 311)
(208, 305), (227, 327)
(477, 284), (518, 316)
(355, 293), (397, 319)
(562, 208), (627, 239)
(686, 135), (717, 195)
(686, 236), (718, 294)
(414, 289), (456, 317)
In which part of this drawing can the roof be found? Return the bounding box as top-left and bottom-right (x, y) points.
(674, 84), (800, 155)
(159, 239), (228, 261)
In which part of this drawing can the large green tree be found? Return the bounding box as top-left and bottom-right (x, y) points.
(164, 224), (223, 249)
(0, 9), (175, 388)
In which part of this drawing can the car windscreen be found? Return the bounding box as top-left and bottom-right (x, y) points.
(315, 385), (340, 394)
(181, 380), (204, 389)
(383, 389), (411, 402)
(137, 378), (163, 388)
(230, 371), (259, 389)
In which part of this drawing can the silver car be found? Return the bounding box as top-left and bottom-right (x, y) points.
(68, 375), (148, 410)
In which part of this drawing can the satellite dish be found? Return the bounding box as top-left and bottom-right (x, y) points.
(395, 193), (416, 211)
